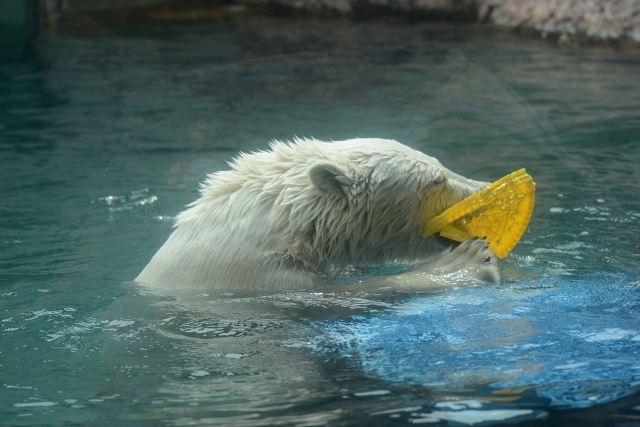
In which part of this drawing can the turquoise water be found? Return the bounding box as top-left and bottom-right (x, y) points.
(1, 15), (640, 426)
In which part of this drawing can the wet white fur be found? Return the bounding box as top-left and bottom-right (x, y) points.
(136, 138), (496, 290)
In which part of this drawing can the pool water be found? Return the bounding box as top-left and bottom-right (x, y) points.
(1, 14), (640, 426)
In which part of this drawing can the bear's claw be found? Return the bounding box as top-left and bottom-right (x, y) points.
(412, 237), (500, 288)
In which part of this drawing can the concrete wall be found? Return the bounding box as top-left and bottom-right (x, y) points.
(39, 0), (640, 44)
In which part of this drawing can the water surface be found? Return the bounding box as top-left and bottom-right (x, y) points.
(1, 15), (640, 426)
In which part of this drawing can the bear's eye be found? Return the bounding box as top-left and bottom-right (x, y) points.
(429, 172), (446, 188)
(421, 172), (447, 196)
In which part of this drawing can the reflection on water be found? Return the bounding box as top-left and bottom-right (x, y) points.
(1, 14), (640, 427)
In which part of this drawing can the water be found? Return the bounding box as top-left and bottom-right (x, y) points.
(1, 14), (640, 426)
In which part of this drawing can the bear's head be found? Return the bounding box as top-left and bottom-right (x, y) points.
(185, 138), (487, 273)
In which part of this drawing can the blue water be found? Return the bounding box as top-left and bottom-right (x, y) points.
(1, 15), (640, 426)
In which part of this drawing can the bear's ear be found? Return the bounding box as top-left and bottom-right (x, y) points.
(309, 163), (349, 197)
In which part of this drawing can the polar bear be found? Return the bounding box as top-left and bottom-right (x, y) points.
(135, 138), (499, 291)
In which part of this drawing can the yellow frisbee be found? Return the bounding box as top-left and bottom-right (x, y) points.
(422, 169), (536, 258)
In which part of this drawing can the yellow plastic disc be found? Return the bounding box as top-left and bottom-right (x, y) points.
(422, 169), (536, 258)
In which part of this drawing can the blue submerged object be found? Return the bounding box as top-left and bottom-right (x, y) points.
(316, 272), (640, 410)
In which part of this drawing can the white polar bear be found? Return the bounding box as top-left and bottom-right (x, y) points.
(136, 138), (499, 291)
